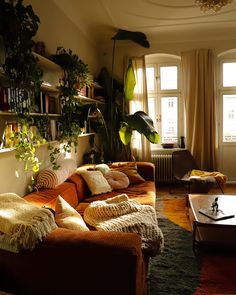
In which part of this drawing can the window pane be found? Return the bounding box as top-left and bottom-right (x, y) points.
(148, 97), (156, 128)
(223, 94), (236, 142)
(223, 63), (236, 87)
(160, 66), (178, 90)
(161, 96), (178, 143)
(146, 67), (155, 91)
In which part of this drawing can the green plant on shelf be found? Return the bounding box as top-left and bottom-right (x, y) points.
(0, 0), (43, 112)
(9, 117), (46, 172)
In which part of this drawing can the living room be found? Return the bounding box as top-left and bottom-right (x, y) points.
(0, 0), (236, 294)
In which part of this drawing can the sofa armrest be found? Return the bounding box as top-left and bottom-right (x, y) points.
(0, 229), (147, 295)
(136, 161), (155, 181)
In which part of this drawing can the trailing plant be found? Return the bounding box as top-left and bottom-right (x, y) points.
(48, 144), (60, 170)
(51, 47), (93, 154)
(9, 116), (46, 172)
(51, 47), (90, 92)
(0, 0), (43, 112)
(0, 0), (47, 172)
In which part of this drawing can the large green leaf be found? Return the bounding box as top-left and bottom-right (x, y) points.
(124, 60), (136, 100)
(112, 29), (150, 48)
(119, 111), (160, 145)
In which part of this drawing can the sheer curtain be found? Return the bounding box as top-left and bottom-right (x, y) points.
(129, 56), (151, 161)
(181, 49), (218, 170)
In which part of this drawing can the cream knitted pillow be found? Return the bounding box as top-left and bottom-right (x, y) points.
(79, 170), (112, 195)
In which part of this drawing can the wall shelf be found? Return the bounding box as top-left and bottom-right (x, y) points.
(75, 94), (105, 104)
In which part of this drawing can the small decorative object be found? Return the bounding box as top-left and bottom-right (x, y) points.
(211, 197), (219, 212)
(195, 0), (233, 12)
(180, 136), (185, 149)
(199, 196), (235, 221)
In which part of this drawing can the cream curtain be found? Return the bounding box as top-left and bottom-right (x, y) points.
(129, 56), (151, 161)
(181, 49), (218, 171)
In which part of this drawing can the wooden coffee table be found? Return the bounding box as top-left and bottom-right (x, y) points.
(188, 194), (236, 251)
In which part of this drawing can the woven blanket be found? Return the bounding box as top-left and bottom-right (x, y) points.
(84, 194), (164, 256)
(190, 169), (227, 186)
(0, 193), (57, 251)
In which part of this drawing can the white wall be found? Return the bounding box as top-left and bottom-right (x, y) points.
(0, 0), (100, 196)
(100, 38), (236, 81)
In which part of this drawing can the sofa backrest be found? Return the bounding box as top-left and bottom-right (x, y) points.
(24, 182), (78, 210)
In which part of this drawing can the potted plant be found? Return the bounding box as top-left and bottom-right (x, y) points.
(50, 47), (94, 162)
(0, 0), (46, 173)
(0, 0), (43, 113)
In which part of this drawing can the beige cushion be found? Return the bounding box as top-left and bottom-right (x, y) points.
(55, 196), (89, 231)
(35, 159), (77, 189)
(95, 163), (110, 175)
(104, 171), (129, 189)
(79, 170), (112, 195)
(111, 162), (145, 184)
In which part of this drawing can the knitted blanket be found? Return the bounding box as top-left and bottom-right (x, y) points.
(84, 194), (164, 256)
(0, 193), (57, 251)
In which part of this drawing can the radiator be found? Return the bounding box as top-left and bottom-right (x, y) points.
(151, 153), (174, 183)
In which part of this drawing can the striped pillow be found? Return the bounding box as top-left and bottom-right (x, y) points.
(35, 159), (77, 190)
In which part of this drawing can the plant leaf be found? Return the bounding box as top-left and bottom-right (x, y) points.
(112, 29), (150, 48)
(119, 122), (133, 145)
(120, 111), (160, 144)
(124, 60), (136, 100)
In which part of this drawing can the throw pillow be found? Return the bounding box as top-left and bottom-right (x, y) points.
(55, 196), (89, 231)
(79, 170), (112, 195)
(110, 162), (145, 185)
(35, 159), (77, 189)
(104, 171), (129, 189)
(94, 163), (110, 175)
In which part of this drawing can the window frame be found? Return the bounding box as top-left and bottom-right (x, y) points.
(219, 59), (236, 145)
(146, 61), (182, 149)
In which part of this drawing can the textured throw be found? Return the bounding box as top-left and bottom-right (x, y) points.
(84, 194), (164, 256)
(190, 169), (227, 186)
(0, 193), (57, 251)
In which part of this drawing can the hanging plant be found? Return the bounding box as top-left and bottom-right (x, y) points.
(51, 47), (93, 154)
(0, 0), (43, 112)
(51, 47), (90, 91)
(9, 116), (46, 172)
(0, 0), (46, 173)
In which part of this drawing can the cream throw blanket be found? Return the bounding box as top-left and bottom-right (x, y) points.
(84, 194), (164, 256)
(0, 193), (57, 251)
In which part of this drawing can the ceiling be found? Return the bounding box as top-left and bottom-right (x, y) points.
(52, 0), (236, 46)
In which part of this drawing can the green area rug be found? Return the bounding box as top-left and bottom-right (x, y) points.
(148, 218), (201, 295)
(148, 196), (236, 295)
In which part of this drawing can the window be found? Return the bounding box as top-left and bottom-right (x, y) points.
(146, 61), (181, 148)
(221, 61), (236, 142)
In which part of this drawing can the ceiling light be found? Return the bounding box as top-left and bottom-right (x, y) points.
(195, 0), (233, 12)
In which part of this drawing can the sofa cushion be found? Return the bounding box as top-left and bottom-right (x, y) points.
(79, 170), (112, 195)
(110, 162), (145, 184)
(55, 196), (89, 231)
(34, 159), (77, 189)
(94, 163), (110, 175)
(104, 171), (129, 190)
(24, 182), (78, 210)
(67, 173), (90, 202)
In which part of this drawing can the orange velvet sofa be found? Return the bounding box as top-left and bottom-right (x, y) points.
(0, 162), (156, 295)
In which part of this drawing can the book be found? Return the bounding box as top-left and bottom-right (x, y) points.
(199, 208), (235, 221)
